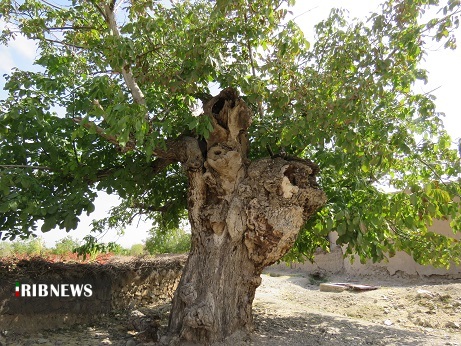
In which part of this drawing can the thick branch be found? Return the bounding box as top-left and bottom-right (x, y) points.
(73, 113), (202, 169)
(109, 0), (117, 11)
(153, 137), (204, 170)
(192, 92), (213, 105)
(92, 157), (174, 186)
(151, 157), (175, 174)
(104, 3), (146, 106)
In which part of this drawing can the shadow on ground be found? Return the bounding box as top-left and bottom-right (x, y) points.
(4, 308), (459, 346)
(252, 311), (458, 346)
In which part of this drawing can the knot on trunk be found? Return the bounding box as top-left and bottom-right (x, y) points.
(237, 158), (326, 268)
(203, 144), (245, 199)
(178, 282), (197, 305)
(181, 293), (216, 341)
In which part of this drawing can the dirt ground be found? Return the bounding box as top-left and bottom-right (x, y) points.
(251, 270), (461, 346)
(1, 268), (461, 346)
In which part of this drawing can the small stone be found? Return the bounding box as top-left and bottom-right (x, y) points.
(445, 321), (460, 329)
(100, 338), (112, 345)
(417, 289), (435, 299)
(384, 320), (393, 326)
(415, 317), (432, 328)
(36, 338), (49, 344)
(126, 339), (137, 346)
(319, 283), (347, 293)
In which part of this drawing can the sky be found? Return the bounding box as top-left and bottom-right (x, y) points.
(0, 0), (460, 248)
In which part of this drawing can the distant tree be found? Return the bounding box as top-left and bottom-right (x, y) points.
(52, 236), (81, 255)
(129, 243), (145, 256)
(1, 0), (460, 343)
(145, 228), (191, 255)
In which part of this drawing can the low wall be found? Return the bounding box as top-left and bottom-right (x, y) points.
(269, 220), (461, 278)
(339, 218), (461, 277)
(0, 254), (186, 332)
(269, 245), (461, 278)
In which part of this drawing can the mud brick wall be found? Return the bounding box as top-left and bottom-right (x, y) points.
(0, 254), (186, 332)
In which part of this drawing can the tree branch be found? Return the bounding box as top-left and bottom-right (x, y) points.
(244, 10), (264, 119)
(153, 136), (204, 170)
(151, 157), (175, 174)
(0, 165), (52, 170)
(45, 26), (97, 31)
(85, 0), (107, 21)
(414, 156), (449, 188)
(72, 117), (135, 152)
(43, 38), (87, 50)
(109, 0), (117, 11)
(73, 114), (202, 171)
(130, 201), (174, 213)
(40, 0), (63, 10)
(89, 158), (173, 186)
(104, 3), (146, 107)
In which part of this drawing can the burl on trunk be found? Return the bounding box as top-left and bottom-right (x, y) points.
(166, 88), (326, 344)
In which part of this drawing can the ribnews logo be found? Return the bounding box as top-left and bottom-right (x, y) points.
(15, 282), (93, 298)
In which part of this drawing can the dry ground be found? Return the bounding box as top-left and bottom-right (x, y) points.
(1, 269), (461, 346)
(251, 271), (461, 346)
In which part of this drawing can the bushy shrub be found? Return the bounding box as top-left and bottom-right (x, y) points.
(0, 242), (13, 257)
(11, 237), (47, 256)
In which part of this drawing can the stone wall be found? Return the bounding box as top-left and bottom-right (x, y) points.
(0, 254), (186, 332)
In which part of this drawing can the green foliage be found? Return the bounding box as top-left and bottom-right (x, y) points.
(0, 241), (13, 257)
(0, 0), (460, 267)
(73, 235), (121, 261)
(145, 228), (191, 255)
(51, 236), (81, 255)
(129, 243), (145, 256)
(0, 237), (48, 256)
(108, 243), (130, 256)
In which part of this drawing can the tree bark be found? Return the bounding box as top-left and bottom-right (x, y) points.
(165, 88), (326, 344)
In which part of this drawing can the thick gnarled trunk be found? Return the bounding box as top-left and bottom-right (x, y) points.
(165, 89), (326, 344)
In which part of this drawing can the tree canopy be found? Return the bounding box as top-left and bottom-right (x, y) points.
(1, 0), (461, 267)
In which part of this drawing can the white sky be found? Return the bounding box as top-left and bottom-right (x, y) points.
(0, 1), (460, 248)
